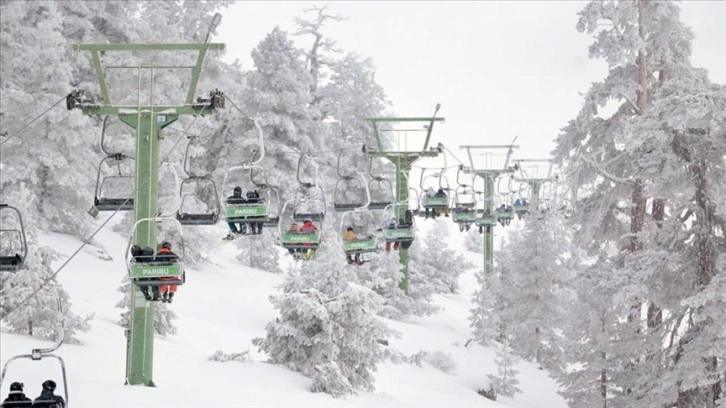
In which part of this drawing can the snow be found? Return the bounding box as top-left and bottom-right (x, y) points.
(1, 217), (566, 407)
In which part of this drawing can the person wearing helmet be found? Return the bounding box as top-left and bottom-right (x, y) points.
(1, 382), (32, 407)
(32, 380), (64, 408)
(156, 241), (179, 303)
(342, 226), (362, 265)
(225, 186), (248, 239)
(299, 219), (318, 259)
(300, 219), (317, 234)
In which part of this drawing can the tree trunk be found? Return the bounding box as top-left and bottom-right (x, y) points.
(28, 320), (33, 336)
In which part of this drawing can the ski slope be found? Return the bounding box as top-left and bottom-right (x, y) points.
(1, 218), (566, 408)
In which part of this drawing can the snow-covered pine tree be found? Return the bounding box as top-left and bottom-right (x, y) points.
(254, 240), (390, 397)
(464, 229), (484, 253)
(554, 1), (725, 406)
(234, 232), (282, 274)
(410, 218), (473, 295)
(494, 214), (572, 372)
(486, 340), (522, 399)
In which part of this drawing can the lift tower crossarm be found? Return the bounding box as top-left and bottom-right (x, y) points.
(72, 43), (225, 106)
(367, 117), (444, 154)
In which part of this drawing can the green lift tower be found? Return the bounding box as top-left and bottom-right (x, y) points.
(365, 105), (444, 294)
(459, 142), (518, 274)
(70, 41), (224, 386)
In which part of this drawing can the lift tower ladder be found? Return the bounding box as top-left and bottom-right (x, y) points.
(70, 41), (224, 387)
(459, 141), (519, 274)
(365, 105), (444, 294)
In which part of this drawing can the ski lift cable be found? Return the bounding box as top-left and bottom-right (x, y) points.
(2, 115), (198, 319)
(0, 94), (68, 147)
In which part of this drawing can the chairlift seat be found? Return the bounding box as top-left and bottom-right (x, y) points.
(263, 216), (280, 227)
(177, 212), (218, 225)
(475, 216), (498, 227)
(292, 212), (325, 222)
(280, 232), (321, 249)
(368, 201), (393, 210)
(421, 196), (449, 209)
(384, 227), (414, 242)
(94, 197), (134, 211)
(334, 203), (364, 211)
(514, 204), (530, 213)
(452, 209), (477, 223)
(496, 209), (514, 221)
(0, 255), (23, 272)
(343, 238), (377, 254)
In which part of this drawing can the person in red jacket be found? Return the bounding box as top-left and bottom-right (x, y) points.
(156, 241), (179, 303)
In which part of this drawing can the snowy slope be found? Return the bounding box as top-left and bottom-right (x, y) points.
(1, 217), (566, 408)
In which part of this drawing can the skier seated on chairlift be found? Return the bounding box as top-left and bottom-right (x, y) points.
(2, 381), (32, 408)
(424, 187), (436, 219)
(286, 223), (302, 257)
(433, 188), (450, 217)
(156, 241), (179, 303)
(479, 210), (494, 235)
(130, 245), (156, 302)
(385, 218), (400, 252)
(225, 186), (248, 238)
(298, 219), (318, 259)
(496, 204), (513, 226)
(245, 189), (264, 235)
(342, 226), (363, 265)
(32, 380), (65, 408)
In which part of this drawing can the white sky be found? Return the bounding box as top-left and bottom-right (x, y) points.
(217, 1), (726, 167)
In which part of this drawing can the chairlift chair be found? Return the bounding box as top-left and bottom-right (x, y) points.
(176, 136), (221, 225)
(382, 203), (415, 250)
(176, 176), (220, 225)
(221, 165), (276, 229)
(340, 211), (378, 258)
(93, 154), (135, 211)
(367, 157), (394, 210)
(419, 168), (451, 215)
(0, 284), (70, 406)
(125, 217), (185, 288)
(0, 204), (28, 272)
(278, 198), (322, 259)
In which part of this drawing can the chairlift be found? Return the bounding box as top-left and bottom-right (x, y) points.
(249, 162), (281, 227)
(333, 151), (366, 211)
(0, 284), (70, 406)
(382, 203), (415, 250)
(291, 155), (326, 222)
(0, 204), (28, 272)
(173, 136), (220, 225)
(367, 157), (394, 210)
(339, 176), (378, 262)
(221, 158), (277, 233)
(451, 166), (477, 231)
(125, 217), (185, 290)
(278, 198), (322, 260)
(92, 153), (135, 211)
(419, 167), (451, 216)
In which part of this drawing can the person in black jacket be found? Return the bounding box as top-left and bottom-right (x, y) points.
(32, 380), (64, 408)
(1, 382), (32, 408)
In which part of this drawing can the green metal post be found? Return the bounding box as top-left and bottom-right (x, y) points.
(73, 42), (224, 387)
(483, 173), (494, 275)
(395, 160), (411, 293)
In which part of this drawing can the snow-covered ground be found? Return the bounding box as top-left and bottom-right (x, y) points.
(1, 217), (566, 407)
